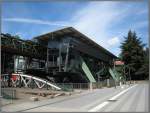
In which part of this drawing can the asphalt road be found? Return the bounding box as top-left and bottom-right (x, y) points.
(97, 82), (149, 112)
(1, 82), (149, 112)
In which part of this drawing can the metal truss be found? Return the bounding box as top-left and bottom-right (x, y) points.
(1, 74), (61, 90)
(1, 33), (47, 59)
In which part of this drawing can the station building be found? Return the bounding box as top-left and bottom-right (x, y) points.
(1, 27), (117, 83)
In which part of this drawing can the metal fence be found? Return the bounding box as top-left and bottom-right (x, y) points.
(1, 78), (122, 91)
(1, 88), (16, 106)
(56, 79), (121, 91)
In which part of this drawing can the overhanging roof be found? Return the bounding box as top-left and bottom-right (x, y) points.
(34, 27), (117, 58)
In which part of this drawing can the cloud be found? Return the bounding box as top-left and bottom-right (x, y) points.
(70, 2), (129, 55)
(107, 37), (120, 47)
(70, 1), (148, 56)
(2, 1), (148, 56)
(3, 18), (70, 27)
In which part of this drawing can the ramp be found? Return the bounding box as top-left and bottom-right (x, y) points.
(80, 57), (96, 83)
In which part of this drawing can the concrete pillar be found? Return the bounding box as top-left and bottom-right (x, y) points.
(120, 81), (122, 87)
(120, 77), (124, 88)
(120, 81), (124, 89)
(107, 79), (110, 87)
(89, 82), (93, 91)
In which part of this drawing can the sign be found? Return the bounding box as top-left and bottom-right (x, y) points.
(114, 61), (124, 65)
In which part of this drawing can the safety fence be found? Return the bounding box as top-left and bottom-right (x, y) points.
(1, 79), (118, 91)
(56, 79), (120, 91)
(1, 88), (16, 107)
(1, 74), (122, 91)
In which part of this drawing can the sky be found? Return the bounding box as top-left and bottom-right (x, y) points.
(1, 0), (149, 56)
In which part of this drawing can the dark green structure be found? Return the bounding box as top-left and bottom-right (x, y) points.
(1, 27), (118, 83)
(34, 27), (117, 83)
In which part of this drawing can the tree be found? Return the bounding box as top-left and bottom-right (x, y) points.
(120, 30), (145, 80)
(136, 47), (149, 79)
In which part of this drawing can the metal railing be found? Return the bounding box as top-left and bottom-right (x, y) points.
(1, 88), (16, 106)
(1, 77), (124, 91)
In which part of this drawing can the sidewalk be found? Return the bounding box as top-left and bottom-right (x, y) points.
(1, 84), (132, 112)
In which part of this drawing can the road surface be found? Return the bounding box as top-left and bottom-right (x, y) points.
(1, 82), (149, 112)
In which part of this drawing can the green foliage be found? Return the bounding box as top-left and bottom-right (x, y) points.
(136, 48), (149, 79)
(120, 30), (147, 80)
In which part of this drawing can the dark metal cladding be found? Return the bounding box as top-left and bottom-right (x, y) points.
(34, 27), (117, 61)
(1, 33), (47, 59)
(1, 27), (118, 83)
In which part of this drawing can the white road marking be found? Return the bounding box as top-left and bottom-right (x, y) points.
(88, 101), (109, 112)
(108, 85), (137, 101)
(88, 84), (138, 112)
